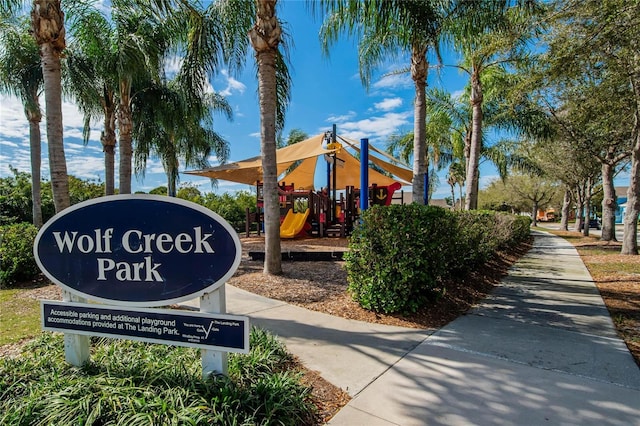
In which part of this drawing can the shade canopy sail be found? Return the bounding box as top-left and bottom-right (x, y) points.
(185, 133), (413, 190)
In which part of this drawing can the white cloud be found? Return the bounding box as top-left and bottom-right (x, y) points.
(374, 98), (403, 111)
(479, 174), (499, 190)
(165, 55), (183, 76)
(372, 73), (411, 90)
(144, 158), (166, 175)
(326, 111), (357, 124)
(338, 111), (412, 142)
(451, 89), (466, 100)
(93, 0), (112, 15)
(0, 140), (18, 148)
(65, 155), (105, 181)
(0, 95), (31, 140)
(217, 70), (247, 97)
(0, 146), (32, 175)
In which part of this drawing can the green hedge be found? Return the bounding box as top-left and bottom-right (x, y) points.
(345, 205), (530, 314)
(0, 222), (40, 287)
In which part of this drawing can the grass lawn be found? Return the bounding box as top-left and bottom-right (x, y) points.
(0, 288), (41, 346)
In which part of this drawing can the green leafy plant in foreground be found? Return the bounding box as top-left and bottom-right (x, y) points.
(0, 328), (316, 425)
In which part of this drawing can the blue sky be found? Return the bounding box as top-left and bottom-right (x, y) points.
(0, 1), (493, 200)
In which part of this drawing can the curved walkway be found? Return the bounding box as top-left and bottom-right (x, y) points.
(221, 231), (640, 425)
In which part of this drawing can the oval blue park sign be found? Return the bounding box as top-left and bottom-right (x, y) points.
(34, 195), (242, 307)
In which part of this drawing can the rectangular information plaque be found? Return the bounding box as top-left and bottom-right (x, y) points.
(41, 300), (249, 353)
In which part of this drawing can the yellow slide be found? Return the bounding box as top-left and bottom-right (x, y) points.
(280, 209), (310, 238)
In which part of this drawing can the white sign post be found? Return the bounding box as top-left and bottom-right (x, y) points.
(62, 290), (90, 367)
(200, 285), (228, 377)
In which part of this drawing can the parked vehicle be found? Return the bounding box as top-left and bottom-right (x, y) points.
(580, 218), (601, 230)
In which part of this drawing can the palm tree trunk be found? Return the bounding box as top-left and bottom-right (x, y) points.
(118, 83), (133, 194)
(600, 162), (617, 241)
(250, 0), (282, 275)
(411, 45), (428, 205)
(450, 184), (456, 210)
(32, 0), (69, 213)
(167, 170), (176, 197)
(102, 97), (117, 196)
(28, 109), (43, 227)
(465, 68), (482, 210)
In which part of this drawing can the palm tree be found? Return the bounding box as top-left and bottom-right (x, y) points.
(447, 160), (465, 210)
(386, 95), (455, 202)
(2, 1), (115, 209)
(110, 1), (166, 194)
(446, 0), (541, 210)
(149, 0), (291, 274)
(249, 0), (285, 275)
(30, 0), (69, 212)
(64, 6), (118, 195)
(0, 16), (44, 226)
(319, 0), (448, 205)
(132, 81), (231, 197)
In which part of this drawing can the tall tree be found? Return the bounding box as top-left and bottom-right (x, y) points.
(154, 0), (291, 275)
(506, 174), (559, 227)
(386, 89), (456, 202)
(0, 16), (44, 226)
(446, 0), (541, 210)
(447, 160), (465, 210)
(535, 1), (634, 242)
(249, 0), (284, 275)
(64, 5), (118, 195)
(319, 0), (448, 205)
(31, 0), (69, 212)
(111, 1), (166, 194)
(132, 82), (231, 197)
(543, 0), (640, 253)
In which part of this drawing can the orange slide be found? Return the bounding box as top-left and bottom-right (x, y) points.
(280, 209), (310, 238)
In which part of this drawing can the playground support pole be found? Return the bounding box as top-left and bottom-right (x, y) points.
(424, 172), (429, 205)
(360, 138), (369, 212)
(326, 154), (331, 219)
(332, 125), (337, 222)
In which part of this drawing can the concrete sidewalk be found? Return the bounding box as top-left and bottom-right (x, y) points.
(328, 231), (640, 425)
(199, 230), (640, 425)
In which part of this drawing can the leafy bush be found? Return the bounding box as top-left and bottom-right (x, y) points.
(0, 222), (40, 287)
(345, 205), (530, 314)
(449, 210), (497, 274)
(345, 205), (457, 314)
(1, 170), (104, 226)
(0, 168), (37, 226)
(202, 191), (258, 232)
(0, 328), (316, 425)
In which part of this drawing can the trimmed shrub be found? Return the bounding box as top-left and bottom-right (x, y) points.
(345, 205), (457, 314)
(449, 210), (497, 274)
(345, 205), (531, 314)
(0, 222), (40, 287)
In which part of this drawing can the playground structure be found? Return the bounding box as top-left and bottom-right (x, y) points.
(186, 129), (413, 239)
(250, 181), (405, 239)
